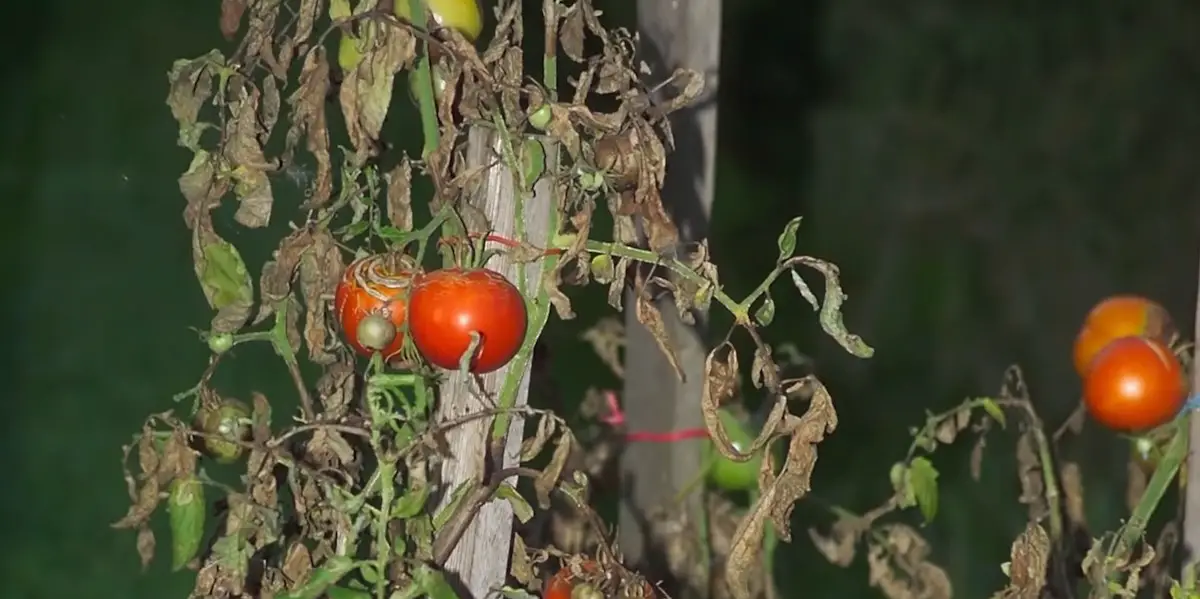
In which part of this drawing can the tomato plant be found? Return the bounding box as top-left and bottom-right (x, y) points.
(407, 268), (527, 373)
(544, 561), (654, 599)
(705, 408), (763, 492)
(1073, 295), (1174, 376)
(1082, 336), (1186, 432)
(334, 253), (423, 361)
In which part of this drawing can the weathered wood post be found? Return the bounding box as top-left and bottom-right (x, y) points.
(618, 0), (722, 591)
(1183, 268), (1200, 566)
(432, 127), (555, 596)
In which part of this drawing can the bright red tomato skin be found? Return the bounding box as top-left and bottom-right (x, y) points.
(408, 268), (527, 373)
(1083, 336), (1185, 432)
(333, 253), (422, 360)
(1073, 295), (1173, 377)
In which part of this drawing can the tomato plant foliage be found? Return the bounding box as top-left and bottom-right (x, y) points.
(106, 0), (1200, 597)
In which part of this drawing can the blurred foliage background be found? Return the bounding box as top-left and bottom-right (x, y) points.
(4, 0), (1200, 597)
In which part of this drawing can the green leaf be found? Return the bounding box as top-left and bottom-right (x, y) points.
(908, 457), (939, 524)
(167, 475), (205, 571)
(413, 563), (460, 599)
(494, 483), (534, 524)
(979, 398), (1007, 429)
(200, 239), (253, 311)
(496, 587), (539, 599)
(432, 482), (473, 530)
(754, 295), (776, 326)
(393, 483), (431, 519)
(775, 217), (802, 262)
(276, 556), (358, 599)
(327, 587), (372, 599)
(335, 219), (371, 241)
(518, 138), (546, 190)
(889, 462), (915, 508)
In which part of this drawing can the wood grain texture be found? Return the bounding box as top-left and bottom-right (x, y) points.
(619, 0), (721, 593)
(434, 127), (554, 597)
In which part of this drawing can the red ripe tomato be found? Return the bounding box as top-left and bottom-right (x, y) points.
(408, 268), (527, 373)
(334, 253), (423, 360)
(1083, 336), (1185, 432)
(1073, 295), (1174, 376)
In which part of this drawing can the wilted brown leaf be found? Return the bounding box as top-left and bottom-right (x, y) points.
(534, 427), (575, 509)
(866, 524), (952, 599)
(136, 525), (156, 571)
(1015, 431), (1048, 524)
(223, 85), (275, 228)
(1060, 461), (1086, 529)
(281, 542), (313, 589)
(386, 159), (413, 230)
(190, 212), (254, 334)
(297, 230), (344, 365)
(315, 356), (358, 418)
(285, 49), (334, 209)
(633, 276), (682, 380)
(338, 21), (416, 165)
(993, 522), (1049, 598)
(242, 0), (283, 78)
(580, 317), (625, 379)
(255, 228), (315, 324)
(166, 51), (222, 151)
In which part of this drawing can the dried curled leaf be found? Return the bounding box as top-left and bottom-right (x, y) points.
(993, 522), (1049, 598)
(338, 19), (415, 165)
(866, 524), (952, 599)
(223, 83), (275, 228)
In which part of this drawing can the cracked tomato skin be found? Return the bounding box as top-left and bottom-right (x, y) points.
(1073, 295), (1174, 377)
(408, 268), (527, 373)
(1083, 336), (1185, 432)
(334, 253), (423, 361)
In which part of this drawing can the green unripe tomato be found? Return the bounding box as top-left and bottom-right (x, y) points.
(705, 408), (763, 492)
(196, 399), (251, 464)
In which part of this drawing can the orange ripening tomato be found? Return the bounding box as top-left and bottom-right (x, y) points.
(408, 268), (527, 374)
(1082, 336), (1186, 432)
(1073, 295), (1174, 377)
(333, 253), (423, 360)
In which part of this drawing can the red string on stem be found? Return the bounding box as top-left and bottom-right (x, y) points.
(600, 390), (709, 443)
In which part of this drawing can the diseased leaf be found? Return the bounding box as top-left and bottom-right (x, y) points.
(776, 217), (801, 262)
(633, 278), (682, 380)
(166, 51), (222, 151)
(338, 19), (415, 165)
(534, 429), (574, 510)
(220, 0), (248, 41)
(385, 159), (413, 231)
(223, 85), (275, 228)
(255, 228), (315, 324)
(192, 215), (254, 334)
(789, 257), (874, 358)
(286, 49), (334, 209)
(168, 475), (206, 571)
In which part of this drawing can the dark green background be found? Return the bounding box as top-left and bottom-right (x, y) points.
(5, 0), (1200, 597)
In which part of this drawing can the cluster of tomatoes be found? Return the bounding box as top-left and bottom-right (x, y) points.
(334, 253), (528, 374)
(1075, 295), (1187, 432)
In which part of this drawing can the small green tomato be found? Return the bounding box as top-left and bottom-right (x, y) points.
(207, 332), (234, 354)
(705, 408), (763, 492)
(196, 399), (251, 464)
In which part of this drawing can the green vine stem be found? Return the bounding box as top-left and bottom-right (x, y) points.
(1109, 418), (1188, 561)
(406, 0), (440, 160)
